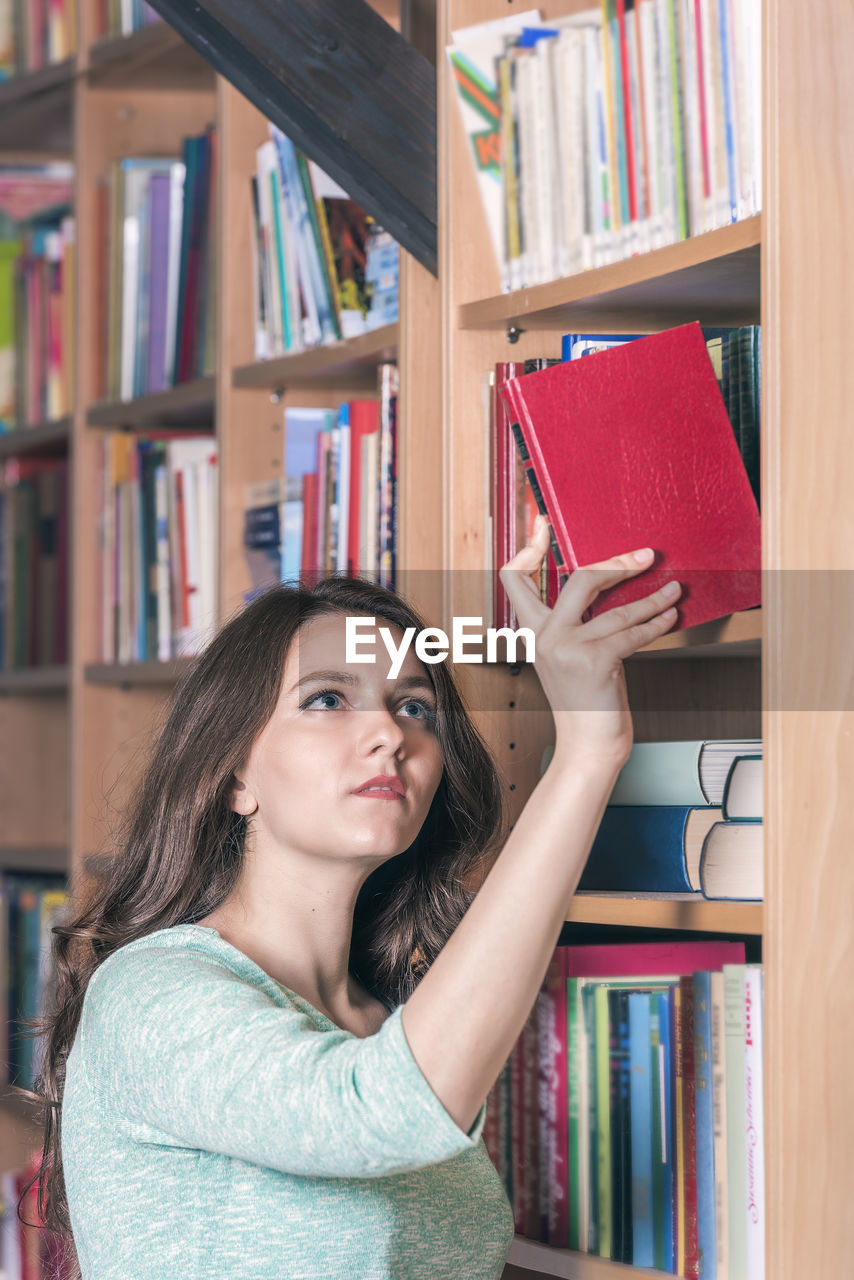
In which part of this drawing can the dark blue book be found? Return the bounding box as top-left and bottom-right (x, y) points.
(579, 805), (711, 893)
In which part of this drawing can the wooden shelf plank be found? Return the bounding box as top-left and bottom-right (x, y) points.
(88, 22), (216, 90)
(0, 417), (72, 458)
(86, 377), (215, 429)
(567, 894), (762, 935)
(459, 218), (761, 333)
(0, 846), (67, 873)
(84, 659), (195, 686)
(0, 59), (76, 153)
(0, 666), (68, 694)
(507, 1237), (667, 1278)
(631, 608), (762, 660)
(233, 324), (399, 391)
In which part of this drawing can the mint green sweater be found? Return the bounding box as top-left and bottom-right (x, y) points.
(61, 924), (514, 1279)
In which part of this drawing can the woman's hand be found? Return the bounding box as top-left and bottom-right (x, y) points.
(499, 516), (681, 771)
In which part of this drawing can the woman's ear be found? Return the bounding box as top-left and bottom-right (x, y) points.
(230, 777), (259, 817)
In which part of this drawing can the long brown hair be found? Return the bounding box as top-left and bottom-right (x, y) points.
(18, 576), (506, 1276)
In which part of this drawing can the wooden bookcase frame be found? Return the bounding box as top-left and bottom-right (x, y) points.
(0, 1), (852, 1277)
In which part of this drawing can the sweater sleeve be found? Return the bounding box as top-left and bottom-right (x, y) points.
(78, 945), (487, 1179)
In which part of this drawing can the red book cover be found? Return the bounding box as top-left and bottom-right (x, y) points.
(522, 1007), (540, 1239)
(510, 1028), (527, 1234)
(494, 361), (525, 629)
(499, 322), (761, 631)
(678, 974), (699, 1278)
(564, 940), (745, 978)
(346, 399), (379, 575)
(301, 472), (318, 578)
(538, 948), (569, 1246)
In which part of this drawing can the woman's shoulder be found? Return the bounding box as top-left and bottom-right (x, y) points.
(87, 923), (285, 1008)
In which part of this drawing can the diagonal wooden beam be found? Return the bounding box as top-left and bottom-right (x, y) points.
(144, 0), (438, 274)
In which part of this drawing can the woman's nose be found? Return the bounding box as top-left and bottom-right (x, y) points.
(357, 707), (406, 756)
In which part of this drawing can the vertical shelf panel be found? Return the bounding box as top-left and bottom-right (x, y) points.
(763, 2), (854, 1276)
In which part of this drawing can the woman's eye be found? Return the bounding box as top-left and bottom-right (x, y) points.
(305, 691), (343, 711)
(400, 699), (436, 723)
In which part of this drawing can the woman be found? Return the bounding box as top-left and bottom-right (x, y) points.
(27, 517), (680, 1279)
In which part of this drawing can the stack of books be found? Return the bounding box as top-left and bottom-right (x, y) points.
(448, 1), (761, 290)
(243, 366), (399, 596)
(0, 0), (77, 76)
(484, 941), (765, 1279)
(0, 455), (69, 669)
(95, 432), (218, 662)
(0, 870), (68, 1091)
(97, 130), (217, 403)
(250, 124), (399, 359)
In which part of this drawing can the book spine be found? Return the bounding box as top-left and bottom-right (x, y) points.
(710, 969), (730, 1279)
(743, 966), (765, 1280)
(629, 991), (654, 1267)
(693, 969), (717, 1278)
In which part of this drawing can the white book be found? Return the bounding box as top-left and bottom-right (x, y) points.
(167, 438), (216, 656)
(360, 429), (379, 579)
(119, 168), (144, 403)
(163, 162), (186, 387)
(256, 141), (284, 359)
(710, 970), (731, 1280)
(195, 450), (219, 650)
(743, 966), (765, 1280)
(723, 964), (748, 1280)
(639, 0), (664, 249)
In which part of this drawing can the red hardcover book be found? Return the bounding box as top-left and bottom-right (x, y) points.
(493, 361), (525, 629)
(510, 1028), (527, 1234)
(301, 472), (318, 579)
(346, 399), (379, 575)
(538, 948), (569, 1246)
(498, 322), (761, 632)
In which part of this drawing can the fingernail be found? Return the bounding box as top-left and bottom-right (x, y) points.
(632, 547), (654, 563)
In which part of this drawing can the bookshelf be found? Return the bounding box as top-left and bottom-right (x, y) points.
(0, 2), (851, 1279)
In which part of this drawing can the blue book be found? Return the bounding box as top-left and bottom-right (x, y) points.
(628, 993), (654, 1268)
(693, 970), (717, 1278)
(560, 332), (643, 362)
(655, 989), (675, 1272)
(578, 804), (711, 893)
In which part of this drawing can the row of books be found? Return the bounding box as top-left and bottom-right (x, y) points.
(0, 456), (69, 669)
(448, 1), (761, 291)
(0, 216), (75, 431)
(96, 432), (218, 664)
(1, 872), (68, 1092)
(97, 0), (161, 40)
(490, 323), (760, 632)
(564, 738), (764, 900)
(244, 368), (398, 595)
(484, 941), (764, 1278)
(99, 130), (217, 404)
(251, 124), (399, 360)
(0, 0), (76, 77)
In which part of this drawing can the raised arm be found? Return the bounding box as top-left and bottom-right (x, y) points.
(400, 517), (682, 1132)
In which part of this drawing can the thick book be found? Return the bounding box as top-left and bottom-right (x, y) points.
(722, 753), (763, 820)
(578, 804), (724, 893)
(699, 821), (763, 901)
(498, 322), (761, 631)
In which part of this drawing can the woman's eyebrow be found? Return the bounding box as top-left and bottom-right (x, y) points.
(287, 670), (436, 698)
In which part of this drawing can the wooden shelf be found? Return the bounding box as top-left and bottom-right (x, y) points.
(0, 846), (67, 873)
(567, 894), (762, 935)
(507, 1236), (667, 1278)
(87, 23), (216, 90)
(84, 659), (195, 686)
(86, 377), (215, 429)
(0, 58), (76, 153)
(233, 324), (399, 392)
(632, 608), (762, 660)
(0, 417), (72, 458)
(0, 666), (68, 694)
(458, 218), (761, 333)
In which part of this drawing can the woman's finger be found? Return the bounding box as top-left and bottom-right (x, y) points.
(580, 577), (682, 643)
(550, 546), (658, 622)
(498, 516), (552, 629)
(596, 597), (680, 662)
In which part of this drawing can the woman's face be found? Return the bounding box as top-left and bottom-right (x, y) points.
(234, 611), (445, 866)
